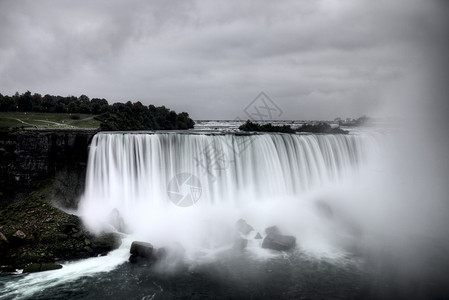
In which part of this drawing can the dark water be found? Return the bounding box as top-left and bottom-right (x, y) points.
(2, 242), (449, 300)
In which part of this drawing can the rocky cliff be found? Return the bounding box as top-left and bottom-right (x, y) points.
(0, 130), (97, 208)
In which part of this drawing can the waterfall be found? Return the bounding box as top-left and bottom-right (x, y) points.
(79, 132), (381, 253)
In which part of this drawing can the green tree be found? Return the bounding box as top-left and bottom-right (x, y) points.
(17, 91), (33, 111)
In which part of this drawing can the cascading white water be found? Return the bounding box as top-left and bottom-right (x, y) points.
(79, 132), (381, 255)
(0, 131), (385, 300)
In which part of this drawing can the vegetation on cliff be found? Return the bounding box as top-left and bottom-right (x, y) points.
(0, 112), (101, 129)
(239, 120), (348, 134)
(0, 91), (195, 131)
(95, 102), (194, 131)
(296, 122), (348, 134)
(0, 184), (121, 272)
(238, 120), (295, 133)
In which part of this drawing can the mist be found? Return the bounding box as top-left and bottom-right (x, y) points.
(1, 1), (448, 299)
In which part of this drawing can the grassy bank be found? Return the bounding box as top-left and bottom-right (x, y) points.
(0, 112), (100, 129)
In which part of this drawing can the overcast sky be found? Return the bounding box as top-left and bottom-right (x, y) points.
(0, 0), (447, 120)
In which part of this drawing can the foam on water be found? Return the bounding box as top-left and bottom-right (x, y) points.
(0, 237), (133, 300)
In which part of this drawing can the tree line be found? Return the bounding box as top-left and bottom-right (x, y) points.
(239, 120), (348, 134)
(0, 91), (195, 130)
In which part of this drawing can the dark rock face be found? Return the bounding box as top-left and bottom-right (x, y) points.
(0, 130), (96, 209)
(236, 219), (254, 235)
(262, 234), (296, 252)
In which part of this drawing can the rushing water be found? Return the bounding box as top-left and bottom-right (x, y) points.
(2, 128), (448, 300)
(78, 133), (378, 246)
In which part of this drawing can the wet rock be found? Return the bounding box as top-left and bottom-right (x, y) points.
(39, 232), (69, 244)
(0, 194), (122, 270)
(90, 232), (122, 256)
(233, 237), (248, 251)
(154, 247), (167, 260)
(72, 231), (84, 239)
(262, 234), (296, 252)
(236, 219), (254, 235)
(130, 241), (154, 257)
(156, 243), (185, 262)
(11, 230), (27, 244)
(145, 243), (186, 270)
(60, 223), (78, 234)
(254, 232), (262, 239)
(23, 263), (63, 273)
(13, 230), (26, 239)
(108, 208), (129, 233)
(129, 241), (155, 263)
(265, 226), (281, 236)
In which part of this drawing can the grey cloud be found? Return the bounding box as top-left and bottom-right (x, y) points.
(0, 0), (446, 119)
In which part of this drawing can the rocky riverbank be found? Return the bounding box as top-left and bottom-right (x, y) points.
(0, 184), (121, 272)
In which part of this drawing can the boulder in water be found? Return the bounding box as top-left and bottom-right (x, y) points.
(129, 241), (186, 266)
(254, 232), (262, 239)
(130, 241), (154, 257)
(265, 226), (281, 236)
(90, 232), (122, 256)
(108, 208), (129, 234)
(262, 234), (296, 252)
(129, 241), (155, 263)
(236, 219), (254, 235)
(262, 226), (296, 251)
(154, 242), (185, 264)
